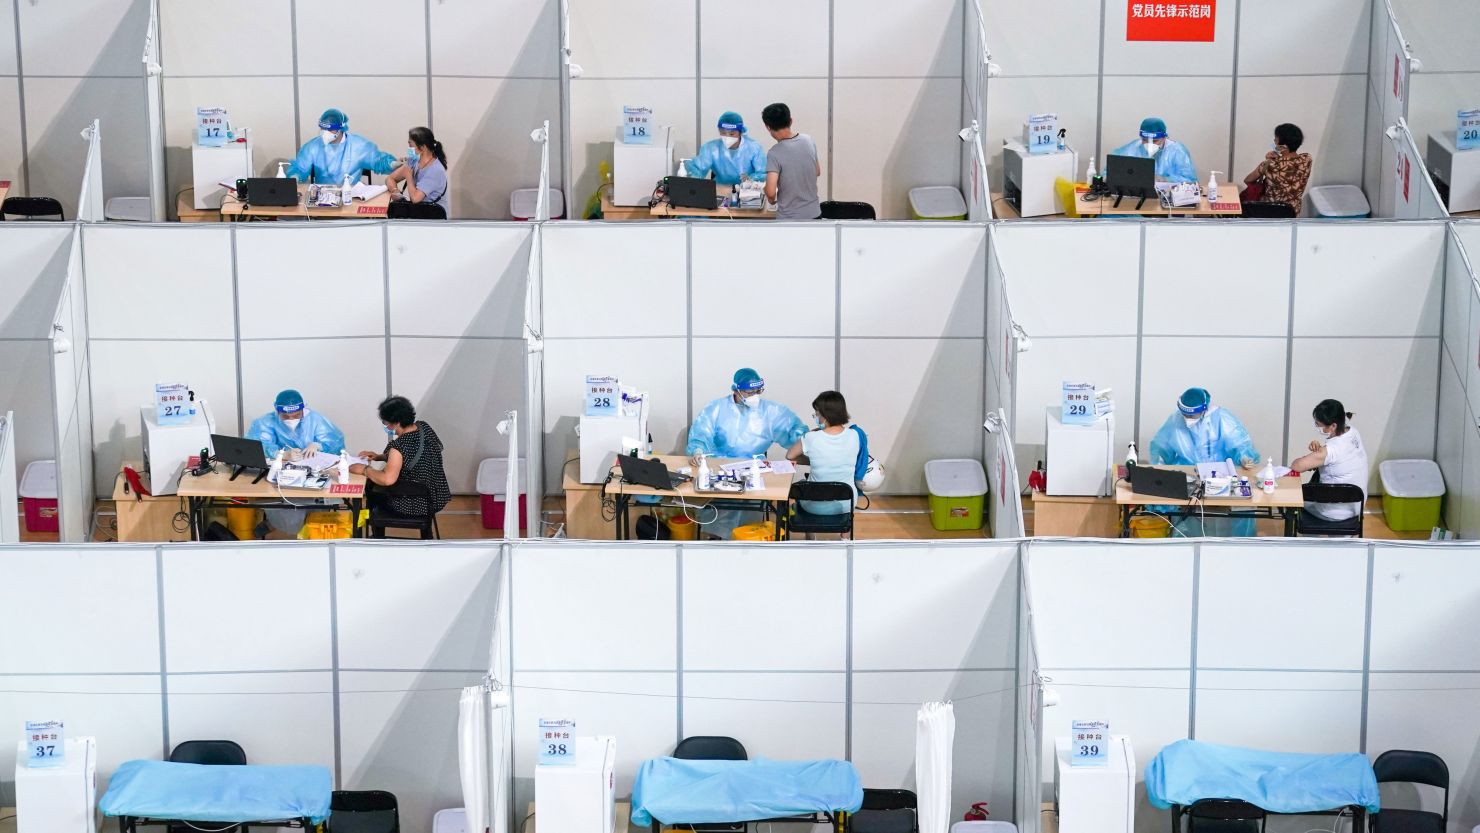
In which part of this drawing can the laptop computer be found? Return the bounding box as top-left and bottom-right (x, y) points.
(1105, 154), (1156, 208)
(666, 176), (718, 209)
(617, 454), (692, 490)
(1127, 464), (1194, 500)
(210, 434), (270, 483)
(240, 177), (300, 207)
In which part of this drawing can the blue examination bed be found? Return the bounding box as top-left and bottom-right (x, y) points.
(631, 757), (864, 828)
(100, 760), (333, 830)
(1146, 740), (1379, 831)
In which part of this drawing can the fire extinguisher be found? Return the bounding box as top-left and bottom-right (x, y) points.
(963, 802), (990, 821)
(1027, 460), (1046, 493)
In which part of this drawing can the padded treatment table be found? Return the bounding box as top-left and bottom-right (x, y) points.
(1147, 739), (1379, 832)
(100, 760), (333, 832)
(631, 757), (863, 831)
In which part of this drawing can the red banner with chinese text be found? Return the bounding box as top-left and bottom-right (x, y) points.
(1127, 1), (1216, 42)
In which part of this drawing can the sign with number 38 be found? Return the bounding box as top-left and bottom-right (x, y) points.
(538, 718), (576, 767)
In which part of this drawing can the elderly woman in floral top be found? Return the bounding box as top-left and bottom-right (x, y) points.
(1243, 123), (1312, 215)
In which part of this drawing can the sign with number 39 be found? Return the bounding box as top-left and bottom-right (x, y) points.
(1070, 719), (1108, 767)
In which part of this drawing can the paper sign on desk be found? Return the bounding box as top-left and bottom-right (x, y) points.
(1061, 382), (1095, 425)
(155, 382), (192, 426)
(1210, 201), (1240, 211)
(330, 483), (363, 496)
(1027, 113), (1058, 155)
(357, 205), (387, 215)
(196, 106), (229, 147)
(1459, 109), (1480, 151)
(1069, 720), (1108, 767)
(25, 720), (65, 768)
(539, 718), (576, 766)
(622, 106), (653, 145)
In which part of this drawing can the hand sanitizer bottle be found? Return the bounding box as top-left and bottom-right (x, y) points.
(341, 173), (354, 206)
(676, 159), (689, 178)
(1086, 157), (1096, 186)
(1260, 458), (1277, 494)
(338, 450), (350, 485)
(275, 161), (288, 178)
(269, 449), (285, 482)
(1206, 170), (1220, 202)
(697, 453), (712, 491)
(1125, 442), (1138, 467)
(747, 454), (765, 492)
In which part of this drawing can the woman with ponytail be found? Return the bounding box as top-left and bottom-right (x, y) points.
(385, 126), (450, 215)
(1289, 398), (1368, 523)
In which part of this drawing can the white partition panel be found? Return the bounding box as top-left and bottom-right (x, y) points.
(840, 225), (985, 338)
(1436, 350), (1468, 533)
(542, 224), (687, 338)
(692, 225), (835, 337)
(1143, 225), (1293, 337)
(0, 412), (16, 542)
(992, 224), (1140, 339)
(167, 671), (336, 768)
(387, 224), (531, 339)
(85, 225), (236, 340)
(1195, 670), (1364, 754)
(236, 225), (386, 339)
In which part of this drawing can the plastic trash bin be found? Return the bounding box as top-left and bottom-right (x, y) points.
(433, 808), (468, 833)
(510, 188), (565, 220)
(1307, 184), (1370, 218)
(1378, 459), (1444, 531)
(952, 822), (1016, 833)
(732, 522), (776, 541)
(104, 196), (152, 221)
(19, 459), (58, 533)
(925, 458), (987, 531)
(909, 186), (967, 220)
(477, 457), (528, 531)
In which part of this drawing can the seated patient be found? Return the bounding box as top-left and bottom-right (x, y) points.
(787, 390), (860, 516)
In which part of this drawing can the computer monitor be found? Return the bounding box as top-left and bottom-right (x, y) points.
(666, 176), (718, 210)
(1105, 154), (1156, 206)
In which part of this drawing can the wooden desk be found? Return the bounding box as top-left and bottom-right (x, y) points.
(1115, 464), (1303, 536)
(602, 454), (795, 539)
(175, 188), (223, 223)
(220, 183), (391, 221)
(563, 463), (616, 541)
(112, 463), (190, 542)
(527, 801), (630, 833)
(599, 193), (774, 221)
(1030, 492), (1119, 537)
(176, 464), (367, 540)
(1075, 185), (1242, 216)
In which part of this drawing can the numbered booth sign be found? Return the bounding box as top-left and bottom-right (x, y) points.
(1458, 109), (1480, 151)
(1069, 719), (1108, 767)
(585, 376), (619, 417)
(538, 718), (576, 767)
(25, 720), (65, 768)
(196, 107), (229, 148)
(155, 383), (192, 426)
(1061, 382), (1095, 425)
(623, 106), (654, 145)
(1027, 113), (1059, 155)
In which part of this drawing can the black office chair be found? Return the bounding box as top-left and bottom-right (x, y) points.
(1373, 749), (1447, 833)
(820, 200), (877, 220)
(1185, 799), (1266, 833)
(846, 789), (917, 833)
(387, 200), (447, 220)
(366, 480), (442, 540)
(1296, 481), (1366, 537)
(673, 737), (747, 833)
(782, 481), (856, 540)
(327, 790), (400, 833)
(1, 196), (64, 220)
(168, 741), (248, 833)
(1240, 201), (1296, 218)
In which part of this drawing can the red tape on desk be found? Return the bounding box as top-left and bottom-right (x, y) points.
(357, 205), (387, 216)
(330, 483), (364, 495)
(1210, 202), (1240, 212)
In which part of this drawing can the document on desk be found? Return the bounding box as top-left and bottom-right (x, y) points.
(300, 451), (369, 472)
(718, 460), (796, 475)
(349, 183), (386, 201)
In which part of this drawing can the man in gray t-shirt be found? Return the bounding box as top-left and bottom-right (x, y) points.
(762, 102), (821, 220)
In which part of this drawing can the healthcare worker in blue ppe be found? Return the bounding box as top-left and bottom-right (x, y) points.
(1149, 387), (1261, 536)
(248, 389), (347, 462)
(286, 108), (397, 184)
(686, 112), (768, 186)
(1109, 117), (1198, 183)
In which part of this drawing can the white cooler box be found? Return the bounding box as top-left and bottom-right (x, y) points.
(1053, 735), (1133, 833)
(15, 737), (98, 833)
(535, 736), (616, 833)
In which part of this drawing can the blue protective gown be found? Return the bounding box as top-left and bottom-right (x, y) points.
(686, 136), (768, 186)
(247, 408), (346, 460)
(686, 395), (806, 459)
(1107, 137), (1198, 183)
(1149, 405), (1261, 536)
(286, 133), (397, 184)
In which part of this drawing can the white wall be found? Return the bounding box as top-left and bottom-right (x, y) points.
(983, 0), (1369, 211)
(83, 222), (532, 494)
(0, 224), (72, 484)
(52, 232), (95, 543)
(1393, 0), (1480, 175)
(1027, 538), (1480, 833)
(1442, 223), (1480, 538)
(539, 222), (986, 494)
(993, 220), (1444, 494)
(158, 0), (562, 220)
(565, 0), (964, 220)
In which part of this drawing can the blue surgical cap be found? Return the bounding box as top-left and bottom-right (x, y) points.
(318, 108), (348, 131)
(717, 111), (747, 134)
(275, 389), (305, 414)
(1177, 387), (1211, 417)
(732, 368), (764, 392)
(1139, 117), (1168, 139)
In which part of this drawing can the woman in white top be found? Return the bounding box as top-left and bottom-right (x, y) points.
(787, 390), (859, 515)
(1288, 399), (1368, 522)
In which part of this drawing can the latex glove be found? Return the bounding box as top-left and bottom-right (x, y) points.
(302, 442), (321, 457)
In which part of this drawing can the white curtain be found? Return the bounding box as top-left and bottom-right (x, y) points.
(916, 702), (956, 833)
(459, 687), (490, 833)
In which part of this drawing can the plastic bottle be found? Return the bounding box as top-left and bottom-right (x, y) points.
(676, 159), (689, 178)
(1086, 157), (1096, 186)
(1125, 442), (1138, 467)
(1260, 458), (1277, 494)
(1206, 170), (1220, 202)
(697, 453), (712, 491)
(341, 173), (354, 207)
(338, 450), (350, 485)
(275, 161), (288, 179)
(1239, 476), (1251, 497)
(268, 449), (285, 482)
(747, 454), (765, 492)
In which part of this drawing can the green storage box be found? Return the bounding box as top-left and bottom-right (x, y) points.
(909, 186), (967, 220)
(1378, 459), (1445, 531)
(926, 458), (987, 531)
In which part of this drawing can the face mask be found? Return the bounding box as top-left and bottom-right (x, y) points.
(1183, 416), (1200, 429)
(812, 414), (825, 429)
(321, 130), (339, 145)
(744, 394), (763, 409)
(384, 426), (396, 438)
(1318, 426), (1334, 438)
(724, 136), (741, 150)
(1272, 143), (1281, 153)
(282, 418), (301, 430)
(1144, 141), (1161, 157)
(407, 146), (417, 163)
